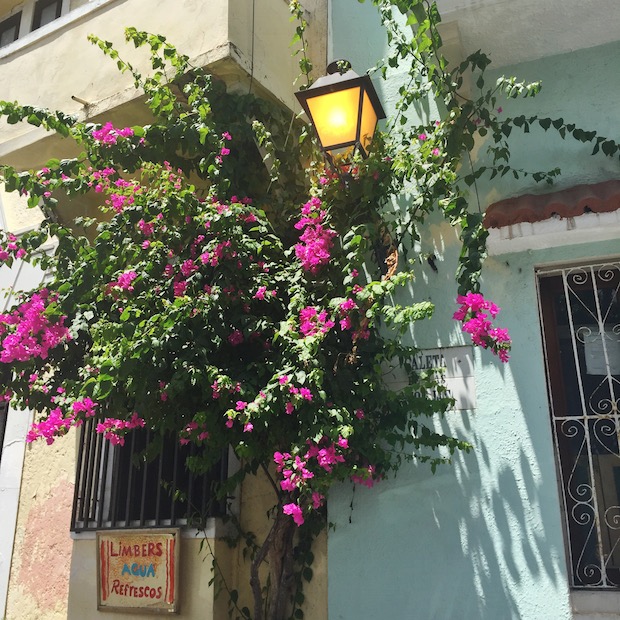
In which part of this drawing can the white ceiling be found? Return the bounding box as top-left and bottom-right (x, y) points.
(436, 0), (620, 67)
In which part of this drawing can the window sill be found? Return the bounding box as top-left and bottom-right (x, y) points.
(70, 517), (232, 541)
(0, 0), (118, 61)
(572, 589), (620, 617)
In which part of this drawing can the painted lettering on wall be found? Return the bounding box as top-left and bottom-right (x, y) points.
(385, 346), (476, 410)
(97, 529), (179, 614)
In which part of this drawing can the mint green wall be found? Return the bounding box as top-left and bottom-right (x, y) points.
(327, 3), (620, 619)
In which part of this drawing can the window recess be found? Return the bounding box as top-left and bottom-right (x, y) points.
(71, 417), (228, 532)
(0, 12), (21, 47)
(31, 0), (62, 31)
(539, 260), (620, 588)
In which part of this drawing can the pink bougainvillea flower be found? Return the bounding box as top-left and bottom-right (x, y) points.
(116, 270), (137, 291)
(283, 502), (304, 527)
(311, 492), (324, 509)
(173, 280), (187, 297)
(294, 197), (337, 274)
(228, 330), (244, 346)
(454, 293), (511, 361)
(0, 289), (70, 364)
(299, 306), (334, 337)
(92, 122), (134, 146)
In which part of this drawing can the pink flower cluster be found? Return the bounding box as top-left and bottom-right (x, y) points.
(0, 232), (26, 262)
(211, 379), (241, 402)
(305, 436), (348, 473)
(228, 330), (244, 346)
(453, 293), (511, 362)
(96, 412), (146, 446)
(106, 270), (138, 295)
(199, 240), (234, 268)
(26, 407), (74, 444)
(294, 197), (337, 274)
(179, 420), (210, 445)
(89, 168), (142, 214)
(92, 122), (134, 146)
(109, 179), (141, 213)
(253, 286), (276, 301)
(26, 396), (99, 444)
(278, 375), (313, 415)
(337, 298), (358, 331)
(72, 397), (98, 418)
(351, 464), (379, 488)
(274, 435), (348, 526)
(299, 306), (334, 337)
(0, 289), (70, 363)
(215, 132), (232, 164)
(138, 218), (154, 237)
(274, 452), (314, 493)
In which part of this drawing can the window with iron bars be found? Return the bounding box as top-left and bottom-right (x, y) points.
(539, 260), (620, 588)
(71, 417), (228, 532)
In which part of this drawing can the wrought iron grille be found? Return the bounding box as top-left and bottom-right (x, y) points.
(71, 417), (228, 532)
(539, 260), (620, 588)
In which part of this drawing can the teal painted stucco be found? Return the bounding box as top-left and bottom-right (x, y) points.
(327, 2), (620, 619)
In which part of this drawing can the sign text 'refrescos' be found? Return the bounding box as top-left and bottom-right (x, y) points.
(97, 529), (180, 614)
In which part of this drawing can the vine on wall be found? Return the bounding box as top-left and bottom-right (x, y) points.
(1, 1), (614, 618)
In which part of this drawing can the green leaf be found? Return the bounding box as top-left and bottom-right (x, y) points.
(602, 140), (618, 156)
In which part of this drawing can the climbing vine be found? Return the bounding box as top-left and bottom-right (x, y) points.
(1, 1), (615, 619)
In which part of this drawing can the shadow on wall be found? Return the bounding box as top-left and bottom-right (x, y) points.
(328, 395), (569, 620)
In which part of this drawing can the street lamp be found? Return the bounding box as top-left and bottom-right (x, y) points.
(295, 60), (386, 164)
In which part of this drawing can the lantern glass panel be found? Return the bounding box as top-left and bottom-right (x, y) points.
(359, 90), (379, 156)
(305, 85), (362, 151)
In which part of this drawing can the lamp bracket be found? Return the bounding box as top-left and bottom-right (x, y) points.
(326, 59), (352, 75)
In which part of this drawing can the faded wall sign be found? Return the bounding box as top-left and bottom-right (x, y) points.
(97, 529), (180, 614)
(385, 346), (476, 410)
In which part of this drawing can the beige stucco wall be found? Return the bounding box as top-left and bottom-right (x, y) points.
(4, 433), (75, 620)
(232, 469), (328, 620)
(0, 0), (327, 163)
(67, 536), (221, 619)
(61, 469), (327, 620)
(1, 2), (328, 617)
(0, 186), (44, 232)
(0, 1), (20, 19)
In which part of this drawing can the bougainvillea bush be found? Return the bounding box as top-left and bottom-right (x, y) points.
(0, 2), (526, 617)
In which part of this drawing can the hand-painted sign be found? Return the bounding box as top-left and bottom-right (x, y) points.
(97, 529), (180, 614)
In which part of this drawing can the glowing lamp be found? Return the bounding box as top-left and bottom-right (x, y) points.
(295, 60), (386, 162)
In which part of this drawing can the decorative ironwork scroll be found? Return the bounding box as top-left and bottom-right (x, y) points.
(539, 261), (620, 588)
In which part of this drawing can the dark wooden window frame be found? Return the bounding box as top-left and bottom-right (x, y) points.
(31, 0), (62, 31)
(0, 12), (21, 47)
